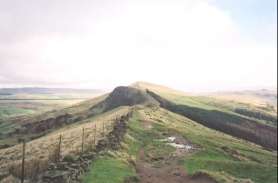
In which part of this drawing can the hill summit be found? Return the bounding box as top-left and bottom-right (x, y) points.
(89, 86), (158, 113)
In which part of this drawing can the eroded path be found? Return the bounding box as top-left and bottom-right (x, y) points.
(134, 121), (214, 183)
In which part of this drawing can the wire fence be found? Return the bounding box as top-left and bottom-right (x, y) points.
(2, 113), (130, 182)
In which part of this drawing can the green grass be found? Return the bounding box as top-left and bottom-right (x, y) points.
(0, 122), (14, 135)
(154, 161), (163, 168)
(176, 122), (277, 183)
(181, 156), (277, 183)
(156, 93), (276, 126)
(82, 116), (143, 183)
(189, 96), (251, 111)
(153, 145), (175, 157)
(82, 156), (138, 183)
(0, 106), (36, 118)
(142, 108), (277, 183)
(192, 170), (254, 183)
(231, 146), (277, 165)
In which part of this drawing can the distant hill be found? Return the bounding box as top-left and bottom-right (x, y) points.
(130, 81), (188, 96)
(0, 87), (109, 94)
(89, 86), (159, 115)
(208, 89), (277, 106)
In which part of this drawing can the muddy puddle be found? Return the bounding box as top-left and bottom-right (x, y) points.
(157, 136), (205, 150)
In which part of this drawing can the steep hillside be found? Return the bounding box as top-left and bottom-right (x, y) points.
(89, 86), (159, 115)
(136, 82), (277, 127)
(0, 86), (158, 147)
(146, 89), (277, 150)
(0, 93), (109, 147)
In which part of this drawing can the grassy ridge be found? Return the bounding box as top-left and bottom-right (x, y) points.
(83, 107), (277, 183)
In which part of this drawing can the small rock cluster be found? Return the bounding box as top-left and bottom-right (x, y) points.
(39, 114), (129, 183)
(39, 154), (96, 183)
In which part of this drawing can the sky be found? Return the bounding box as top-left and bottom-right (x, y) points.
(0, 0), (277, 93)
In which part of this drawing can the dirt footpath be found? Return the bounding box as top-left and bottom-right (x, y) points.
(133, 121), (213, 183)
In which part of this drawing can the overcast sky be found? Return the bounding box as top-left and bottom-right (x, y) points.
(0, 0), (277, 92)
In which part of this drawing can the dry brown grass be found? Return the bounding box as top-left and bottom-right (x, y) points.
(120, 142), (129, 150)
(0, 107), (130, 181)
(107, 149), (137, 167)
(7, 147), (58, 181)
(107, 150), (117, 158)
(130, 81), (189, 96)
(127, 155), (137, 167)
(125, 134), (136, 142)
(1, 175), (20, 183)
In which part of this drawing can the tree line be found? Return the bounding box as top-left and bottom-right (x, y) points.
(235, 108), (277, 125)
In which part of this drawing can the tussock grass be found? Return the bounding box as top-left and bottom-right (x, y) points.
(0, 175), (20, 183)
(120, 142), (129, 150)
(107, 150), (117, 158)
(127, 155), (137, 167)
(193, 170), (254, 183)
(125, 133), (136, 142)
(7, 146), (59, 181)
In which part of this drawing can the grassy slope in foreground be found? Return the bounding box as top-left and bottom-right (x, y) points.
(83, 106), (277, 183)
(152, 108), (277, 183)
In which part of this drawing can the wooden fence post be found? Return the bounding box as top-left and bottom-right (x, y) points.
(21, 140), (25, 183)
(103, 122), (105, 136)
(94, 124), (96, 145)
(94, 131), (96, 146)
(82, 127), (84, 154)
(58, 135), (61, 163)
(131, 108), (133, 118)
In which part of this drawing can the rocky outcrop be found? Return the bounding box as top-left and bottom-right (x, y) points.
(39, 154), (96, 183)
(38, 114), (129, 183)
